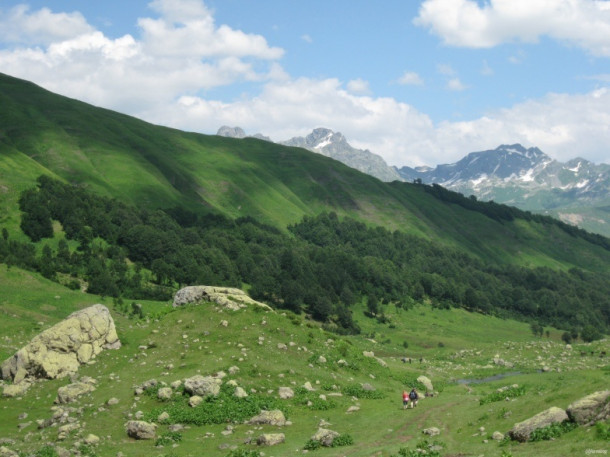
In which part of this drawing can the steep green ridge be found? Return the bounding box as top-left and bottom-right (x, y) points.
(2, 72), (610, 271)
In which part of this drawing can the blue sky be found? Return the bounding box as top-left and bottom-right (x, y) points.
(1, 0), (610, 167)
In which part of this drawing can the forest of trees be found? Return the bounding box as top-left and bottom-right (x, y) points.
(1, 176), (608, 338)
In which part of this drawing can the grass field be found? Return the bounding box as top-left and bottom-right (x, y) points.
(0, 265), (608, 457)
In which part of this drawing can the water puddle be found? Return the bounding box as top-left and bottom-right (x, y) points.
(456, 371), (523, 385)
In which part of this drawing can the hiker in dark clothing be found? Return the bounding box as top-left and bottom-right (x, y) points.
(408, 387), (419, 408)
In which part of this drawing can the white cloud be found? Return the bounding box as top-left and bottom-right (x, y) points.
(346, 78), (371, 94)
(415, 0), (610, 56)
(447, 78), (467, 91)
(301, 34), (313, 43)
(2, 0), (610, 170)
(481, 60), (493, 76)
(397, 71), (424, 85)
(437, 63), (455, 75)
(0, 0), (284, 114)
(0, 4), (94, 45)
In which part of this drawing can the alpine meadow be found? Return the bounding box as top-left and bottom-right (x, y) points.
(0, 72), (608, 457)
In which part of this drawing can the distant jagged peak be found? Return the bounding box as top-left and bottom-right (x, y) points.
(217, 126), (246, 139)
(216, 126), (271, 142)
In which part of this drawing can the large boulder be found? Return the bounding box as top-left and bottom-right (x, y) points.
(172, 286), (272, 311)
(183, 375), (222, 397)
(508, 407), (569, 442)
(1, 305), (120, 382)
(567, 390), (610, 425)
(126, 421), (157, 440)
(417, 375), (434, 392)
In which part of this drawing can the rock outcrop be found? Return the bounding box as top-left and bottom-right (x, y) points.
(566, 390), (610, 425)
(508, 406), (568, 442)
(55, 378), (97, 404)
(257, 433), (285, 446)
(1, 305), (120, 382)
(310, 428), (339, 447)
(417, 375), (434, 393)
(172, 286), (272, 311)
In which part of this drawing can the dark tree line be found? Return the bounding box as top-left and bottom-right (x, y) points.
(2, 176), (609, 337)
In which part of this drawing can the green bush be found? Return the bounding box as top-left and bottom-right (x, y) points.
(225, 449), (262, 457)
(35, 446), (59, 457)
(529, 420), (578, 441)
(480, 385), (526, 405)
(595, 421), (610, 441)
(155, 431), (183, 446)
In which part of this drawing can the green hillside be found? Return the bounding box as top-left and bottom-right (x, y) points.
(0, 267), (608, 457)
(2, 72), (610, 271)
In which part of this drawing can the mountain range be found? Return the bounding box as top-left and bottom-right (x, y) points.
(218, 126), (610, 237)
(396, 144), (610, 237)
(217, 126), (402, 182)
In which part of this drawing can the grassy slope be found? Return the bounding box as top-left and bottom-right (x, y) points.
(0, 266), (608, 457)
(2, 73), (610, 271)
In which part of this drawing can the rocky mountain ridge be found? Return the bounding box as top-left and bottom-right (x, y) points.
(395, 144), (610, 235)
(217, 126), (402, 182)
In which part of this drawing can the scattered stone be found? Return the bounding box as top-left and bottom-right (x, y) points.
(234, 387), (248, 398)
(278, 387), (294, 399)
(361, 383), (375, 391)
(566, 390), (610, 425)
(311, 428), (339, 447)
(318, 356), (327, 363)
(126, 420), (157, 440)
(423, 427), (440, 436)
(346, 406), (360, 413)
(303, 381), (315, 391)
(492, 431), (504, 441)
(56, 380), (96, 404)
(257, 433), (285, 446)
(157, 412), (170, 422)
(363, 351), (374, 358)
(183, 375), (221, 397)
(107, 397), (119, 406)
(1, 304), (120, 381)
(508, 406), (568, 442)
(84, 434), (100, 445)
(157, 387), (173, 400)
(0, 446), (19, 457)
(247, 410), (287, 426)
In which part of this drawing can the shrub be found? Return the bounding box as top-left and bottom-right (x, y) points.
(155, 431), (182, 447)
(595, 421), (610, 441)
(480, 385), (526, 405)
(529, 420), (578, 441)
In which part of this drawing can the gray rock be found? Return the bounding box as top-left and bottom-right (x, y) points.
(257, 433), (285, 446)
(56, 380), (96, 404)
(247, 410), (287, 426)
(278, 387), (294, 399)
(423, 427), (440, 436)
(2, 382), (31, 398)
(183, 375), (221, 397)
(508, 407), (568, 442)
(492, 431), (504, 441)
(126, 420), (157, 440)
(311, 428), (339, 447)
(567, 390), (610, 425)
(417, 375), (434, 392)
(157, 387), (173, 400)
(172, 286), (272, 311)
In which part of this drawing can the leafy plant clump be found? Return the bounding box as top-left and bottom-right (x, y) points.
(225, 449), (262, 457)
(303, 433), (354, 450)
(595, 421), (610, 441)
(479, 385), (526, 405)
(155, 431), (183, 447)
(145, 384), (284, 426)
(529, 420), (578, 442)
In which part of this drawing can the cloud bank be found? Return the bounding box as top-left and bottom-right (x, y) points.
(0, 0), (610, 167)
